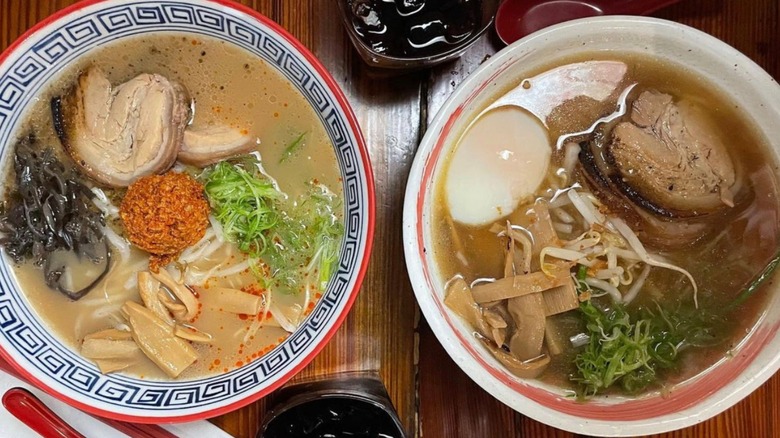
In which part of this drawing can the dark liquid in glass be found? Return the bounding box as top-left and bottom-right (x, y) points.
(262, 396), (404, 438)
(348, 0), (483, 58)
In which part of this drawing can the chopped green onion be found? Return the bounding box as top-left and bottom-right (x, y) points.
(572, 290), (722, 397)
(729, 250), (780, 310)
(263, 183), (343, 293)
(577, 264), (588, 281)
(201, 160), (280, 258)
(202, 156), (342, 294)
(279, 132), (308, 164)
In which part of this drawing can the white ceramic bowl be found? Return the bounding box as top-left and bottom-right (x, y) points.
(0, 0), (374, 423)
(403, 16), (780, 436)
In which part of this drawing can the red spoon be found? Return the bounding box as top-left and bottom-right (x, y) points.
(495, 0), (683, 45)
(0, 356), (176, 438)
(3, 387), (85, 438)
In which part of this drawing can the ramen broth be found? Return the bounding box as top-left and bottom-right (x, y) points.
(434, 53), (780, 393)
(6, 34), (342, 380)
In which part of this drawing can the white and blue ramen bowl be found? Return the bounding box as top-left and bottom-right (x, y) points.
(0, 0), (374, 423)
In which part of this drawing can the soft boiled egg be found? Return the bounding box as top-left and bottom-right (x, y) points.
(445, 106), (551, 226)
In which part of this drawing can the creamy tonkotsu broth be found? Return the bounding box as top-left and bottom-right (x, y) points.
(19, 35), (341, 196)
(2, 34), (343, 380)
(435, 53), (780, 397)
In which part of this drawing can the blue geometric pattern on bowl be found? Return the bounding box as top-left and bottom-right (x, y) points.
(0, 0), (367, 415)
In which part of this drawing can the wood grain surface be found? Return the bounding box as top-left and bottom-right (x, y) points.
(1, 0), (779, 437)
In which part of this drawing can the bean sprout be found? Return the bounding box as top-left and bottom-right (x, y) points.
(553, 222), (574, 234)
(584, 277), (622, 302)
(610, 217), (699, 307)
(552, 206), (576, 224)
(622, 264), (652, 304)
(561, 142), (582, 183)
(567, 189), (605, 227)
(470, 277), (496, 288)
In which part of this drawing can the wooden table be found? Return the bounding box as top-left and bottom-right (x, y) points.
(2, 0), (779, 437)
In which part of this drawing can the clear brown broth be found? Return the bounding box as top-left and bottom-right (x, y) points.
(434, 52), (780, 393)
(6, 33), (342, 380)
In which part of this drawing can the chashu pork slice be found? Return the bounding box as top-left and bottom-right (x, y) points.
(178, 124), (256, 167)
(52, 66), (190, 187)
(606, 90), (737, 217)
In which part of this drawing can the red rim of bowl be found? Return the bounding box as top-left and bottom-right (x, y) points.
(0, 0), (375, 424)
(411, 19), (780, 427)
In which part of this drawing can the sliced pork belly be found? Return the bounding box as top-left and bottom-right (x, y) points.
(52, 67), (190, 187)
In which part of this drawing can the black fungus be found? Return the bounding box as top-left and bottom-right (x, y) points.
(0, 135), (110, 300)
(51, 97), (67, 145)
